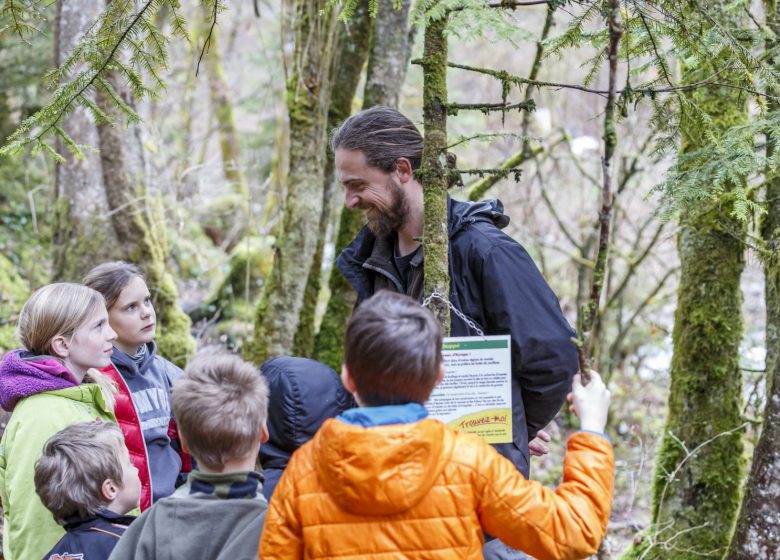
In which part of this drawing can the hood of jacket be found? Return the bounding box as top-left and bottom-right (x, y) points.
(260, 357), (354, 470)
(447, 197), (510, 238)
(311, 417), (450, 517)
(110, 341), (157, 378)
(0, 350), (79, 411)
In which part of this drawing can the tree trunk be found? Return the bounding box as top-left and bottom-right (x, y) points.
(53, 0), (120, 281)
(420, 14), (451, 331)
(204, 13), (250, 252)
(727, 5), (780, 554)
(313, 0), (414, 368)
(247, 0), (337, 362)
(53, 0), (194, 364)
(293, 3), (373, 358)
(625, 42), (748, 560)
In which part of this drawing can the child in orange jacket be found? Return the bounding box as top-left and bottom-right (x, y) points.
(260, 291), (615, 560)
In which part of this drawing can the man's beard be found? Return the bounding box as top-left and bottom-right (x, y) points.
(365, 179), (409, 238)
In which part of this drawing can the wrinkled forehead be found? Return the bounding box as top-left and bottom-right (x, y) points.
(335, 148), (388, 184)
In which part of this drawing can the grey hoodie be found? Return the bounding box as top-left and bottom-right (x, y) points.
(111, 341), (183, 503)
(108, 470), (267, 560)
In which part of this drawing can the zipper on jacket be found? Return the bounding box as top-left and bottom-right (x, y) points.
(362, 262), (404, 293)
(111, 367), (154, 504)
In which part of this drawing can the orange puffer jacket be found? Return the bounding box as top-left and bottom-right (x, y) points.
(261, 418), (614, 560)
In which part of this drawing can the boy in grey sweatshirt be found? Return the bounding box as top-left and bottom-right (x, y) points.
(109, 353), (269, 560)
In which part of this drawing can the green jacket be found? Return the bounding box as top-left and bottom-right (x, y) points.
(0, 384), (115, 560)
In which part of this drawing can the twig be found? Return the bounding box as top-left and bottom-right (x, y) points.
(196, 0), (220, 76)
(578, 0), (622, 380)
(445, 100), (535, 115)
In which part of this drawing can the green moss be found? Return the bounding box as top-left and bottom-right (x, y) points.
(193, 236), (275, 323)
(0, 254), (29, 352)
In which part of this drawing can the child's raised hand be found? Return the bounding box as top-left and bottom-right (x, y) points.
(567, 370), (610, 434)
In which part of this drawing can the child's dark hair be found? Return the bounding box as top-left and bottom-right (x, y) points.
(344, 291), (443, 406)
(34, 421), (127, 525)
(83, 261), (145, 309)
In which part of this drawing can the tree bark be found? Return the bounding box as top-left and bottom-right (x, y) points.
(247, 0), (337, 362)
(53, 0), (194, 364)
(53, 0), (119, 281)
(420, 14), (451, 331)
(293, 2), (372, 358)
(625, 21), (748, 560)
(727, 3), (780, 555)
(313, 0), (414, 369)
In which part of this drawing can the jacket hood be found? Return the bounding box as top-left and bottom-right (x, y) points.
(0, 350), (79, 411)
(448, 197), (509, 237)
(110, 341), (157, 377)
(312, 418), (450, 516)
(260, 357), (354, 471)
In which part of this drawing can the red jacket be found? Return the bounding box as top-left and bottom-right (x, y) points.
(102, 364), (190, 511)
(261, 420), (614, 560)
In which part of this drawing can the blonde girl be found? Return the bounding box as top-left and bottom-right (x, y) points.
(0, 283), (118, 560)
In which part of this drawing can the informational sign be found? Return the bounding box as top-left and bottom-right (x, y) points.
(425, 335), (512, 444)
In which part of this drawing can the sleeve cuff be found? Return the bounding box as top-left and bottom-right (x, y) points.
(577, 429), (612, 443)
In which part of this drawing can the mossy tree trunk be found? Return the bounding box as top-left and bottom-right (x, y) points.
(293, 2), (372, 358)
(247, 0), (337, 362)
(313, 0), (414, 368)
(53, 0), (194, 365)
(625, 20), (748, 560)
(420, 14), (450, 331)
(203, 8), (250, 252)
(52, 0), (120, 281)
(727, 4), (780, 554)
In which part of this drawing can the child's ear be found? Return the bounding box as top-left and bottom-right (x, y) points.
(434, 363), (445, 387)
(101, 478), (118, 502)
(50, 335), (69, 359)
(341, 365), (357, 396)
(178, 432), (189, 454)
(260, 422), (269, 444)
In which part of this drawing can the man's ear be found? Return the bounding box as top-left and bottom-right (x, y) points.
(50, 335), (69, 359)
(394, 157), (414, 184)
(434, 363), (445, 387)
(260, 422), (269, 444)
(341, 365), (358, 396)
(101, 478), (118, 502)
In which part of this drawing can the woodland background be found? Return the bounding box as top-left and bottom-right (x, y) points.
(0, 0), (779, 558)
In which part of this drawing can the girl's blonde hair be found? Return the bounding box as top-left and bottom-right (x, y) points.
(18, 283), (117, 408)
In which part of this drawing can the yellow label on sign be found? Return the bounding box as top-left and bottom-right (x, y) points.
(447, 408), (513, 444)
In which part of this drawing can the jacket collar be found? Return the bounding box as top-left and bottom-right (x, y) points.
(337, 403), (428, 428)
(63, 508), (136, 531)
(111, 341), (157, 377)
(182, 470), (265, 501)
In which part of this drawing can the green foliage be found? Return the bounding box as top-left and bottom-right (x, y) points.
(542, 0), (780, 219)
(656, 111), (780, 222)
(0, 0), (224, 158)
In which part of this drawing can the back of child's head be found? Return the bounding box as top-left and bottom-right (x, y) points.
(83, 261), (145, 309)
(344, 291), (443, 406)
(18, 283), (106, 356)
(172, 351), (269, 471)
(34, 421), (127, 525)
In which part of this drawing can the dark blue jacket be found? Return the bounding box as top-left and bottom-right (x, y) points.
(42, 510), (135, 560)
(259, 357), (355, 500)
(337, 197), (578, 477)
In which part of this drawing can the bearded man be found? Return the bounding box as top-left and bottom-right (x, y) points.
(334, 105), (577, 471)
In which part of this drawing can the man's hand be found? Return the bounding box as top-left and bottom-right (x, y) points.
(529, 428), (551, 456)
(567, 370), (610, 433)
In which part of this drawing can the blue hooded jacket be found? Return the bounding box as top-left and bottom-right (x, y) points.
(259, 357), (355, 500)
